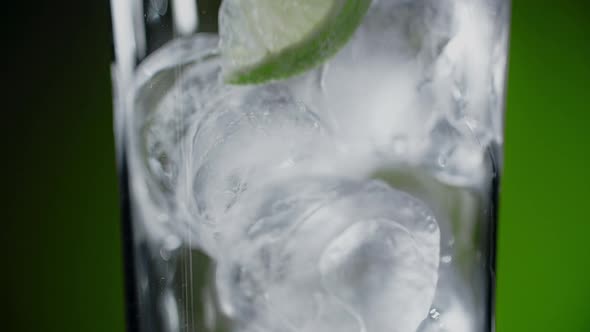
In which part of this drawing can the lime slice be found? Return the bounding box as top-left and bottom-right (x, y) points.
(219, 0), (372, 84)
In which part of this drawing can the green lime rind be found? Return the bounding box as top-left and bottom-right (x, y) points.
(225, 0), (372, 85)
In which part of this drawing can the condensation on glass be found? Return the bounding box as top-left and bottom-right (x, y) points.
(110, 1), (511, 332)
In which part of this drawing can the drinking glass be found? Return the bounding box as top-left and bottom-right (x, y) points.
(110, 1), (511, 331)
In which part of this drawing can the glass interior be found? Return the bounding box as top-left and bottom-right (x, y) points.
(110, 1), (511, 331)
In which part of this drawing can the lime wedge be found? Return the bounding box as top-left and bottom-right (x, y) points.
(219, 0), (372, 84)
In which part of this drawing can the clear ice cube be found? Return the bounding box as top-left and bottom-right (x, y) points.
(286, 0), (507, 186)
(130, 35), (221, 239)
(133, 35), (223, 207)
(216, 178), (440, 332)
(187, 83), (327, 236)
(308, 0), (456, 142)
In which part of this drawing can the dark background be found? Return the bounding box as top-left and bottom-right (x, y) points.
(4, 0), (590, 331)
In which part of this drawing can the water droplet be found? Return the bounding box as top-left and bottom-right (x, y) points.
(426, 216), (437, 232)
(437, 153), (448, 168)
(160, 235), (182, 261)
(427, 223), (437, 232)
(429, 308), (441, 320)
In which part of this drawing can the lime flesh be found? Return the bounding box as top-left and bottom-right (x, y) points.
(220, 0), (372, 84)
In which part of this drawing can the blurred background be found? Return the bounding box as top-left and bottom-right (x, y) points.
(3, 0), (589, 331)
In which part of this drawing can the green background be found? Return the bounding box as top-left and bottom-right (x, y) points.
(4, 0), (589, 331)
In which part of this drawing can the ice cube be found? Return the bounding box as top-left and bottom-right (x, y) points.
(216, 178), (440, 332)
(288, 0), (508, 182)
(299, 0), (457, 154)
(359, 0), (456, 64)
(421, 118), (491, 187)
(422, 0), (510, 148)
(132, 34), (222, 209)
(319, 219), (436, 332)
(129, 35), (223, 241)
(187, 84), (327, 229)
